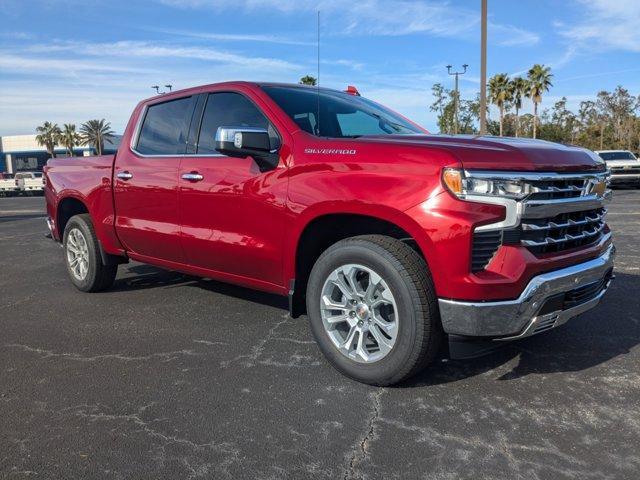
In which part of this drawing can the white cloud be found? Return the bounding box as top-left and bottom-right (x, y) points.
(0, 83), (142, 135)
(0, 53), (157, 76)
(146, 28), (313, 45)
(491, 23), (540, 47)
(322, 59), (365, 71)
(0, 37), (304, 135)
(27, 40), (300, 70)
(559, 0), (640, 53)
(158, 0), (539, 46)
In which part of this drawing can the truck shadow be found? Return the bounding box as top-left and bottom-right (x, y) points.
(111, 263), (289, 311)
(110, 263), (639, 387)
(404, 271), (640, 387)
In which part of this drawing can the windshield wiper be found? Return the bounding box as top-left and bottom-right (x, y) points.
(370, 113), (407, 133)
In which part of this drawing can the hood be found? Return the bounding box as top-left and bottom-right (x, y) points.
(355, 134), (606, 172)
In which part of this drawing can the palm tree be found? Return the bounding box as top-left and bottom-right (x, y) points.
(526, 64), (553, 139)
(299, 75), (317, 86)
(80, 119), (115, 156)
(509, 77), (529, 137)
(35, 121), (62, 158)
(60, 124), (81, 157)
(488, 73), (512, 136)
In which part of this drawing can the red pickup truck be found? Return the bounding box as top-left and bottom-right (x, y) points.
(44, 81), (615, 385)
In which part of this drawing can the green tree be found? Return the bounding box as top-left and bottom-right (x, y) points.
(458, 95), (483, 134)
(430, 83), (452, 133)
(538, 97), (577, 144)
(60, 123), (81, 157)
(35, 121), (62, 158)
(488, 73), (512, 136)
(509, 76), (529, 137)
(80, 119), (115, 156)
(596, 86), (637, 149)
(576, 100), (605, 150)
(299, 75), (317, 86)
(431, 85), (484, 135)
(526, 64), (553, 139)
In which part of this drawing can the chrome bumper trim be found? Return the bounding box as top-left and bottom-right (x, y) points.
(438, 244), (615, 338)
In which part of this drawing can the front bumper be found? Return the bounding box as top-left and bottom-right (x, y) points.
(438, 244), (615, 339)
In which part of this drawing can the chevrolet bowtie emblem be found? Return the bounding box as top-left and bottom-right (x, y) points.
(583, 178), (606, 197)
(592, 180), (607, 196)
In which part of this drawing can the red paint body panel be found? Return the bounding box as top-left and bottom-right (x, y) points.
(44, 81), (608, 303)
(43, 155), (123, 255)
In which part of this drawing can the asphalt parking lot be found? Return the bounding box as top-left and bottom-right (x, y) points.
(1, 192), (639, 480)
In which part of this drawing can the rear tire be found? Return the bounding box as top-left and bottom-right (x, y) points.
(63, 214), (117, 292)
(306, 235), (441, 386)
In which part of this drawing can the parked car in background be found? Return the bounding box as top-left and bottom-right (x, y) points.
(44, 82), (614, 386)
(595, 150), (640, 187)
(0, 172), (17, 196)
(15, 171), (44, 195)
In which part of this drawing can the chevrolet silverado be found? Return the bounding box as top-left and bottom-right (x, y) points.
(595, 150), (640, 187)
(44, 82), (615, 385)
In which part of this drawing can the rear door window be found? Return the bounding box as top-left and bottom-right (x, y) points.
(136, 96), (195, 155)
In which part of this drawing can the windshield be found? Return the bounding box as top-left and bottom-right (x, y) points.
(261, 86), (424, 138)
(597, 151), (637, 161)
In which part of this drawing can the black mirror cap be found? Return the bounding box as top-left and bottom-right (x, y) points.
(215, 126), (272, 158)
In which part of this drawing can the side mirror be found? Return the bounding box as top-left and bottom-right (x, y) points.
(215, 126), (279, 172)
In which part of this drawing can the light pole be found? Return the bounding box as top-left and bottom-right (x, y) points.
(479, 0), (488, 135)
(447, 64), (468, 135)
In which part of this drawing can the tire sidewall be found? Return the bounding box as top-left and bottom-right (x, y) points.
(307, 241), (425, 384)
(63, 216), (100, 292)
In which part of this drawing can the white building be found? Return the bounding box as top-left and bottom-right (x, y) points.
(0, 134), (121, 173)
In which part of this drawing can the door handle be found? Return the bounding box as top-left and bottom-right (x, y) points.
(182, 172), (204, 182)
(116, 171), (133, 180)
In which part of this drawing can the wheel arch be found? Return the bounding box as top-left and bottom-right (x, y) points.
(56, 195), (89, 238)
(287, 205), (435, 317)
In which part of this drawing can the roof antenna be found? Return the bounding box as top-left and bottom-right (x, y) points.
(316, 10), (321, 137)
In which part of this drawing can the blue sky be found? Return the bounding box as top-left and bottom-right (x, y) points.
(1, 0), (639, 135)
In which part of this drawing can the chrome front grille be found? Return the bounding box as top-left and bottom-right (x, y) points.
(526, 177), (586, 200)
(472, 171), (611, 263)
(519, 207), (607, 253)
(516, 173), (609, 254)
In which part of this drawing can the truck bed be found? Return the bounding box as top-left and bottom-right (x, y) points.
(44, 154), (120, 251)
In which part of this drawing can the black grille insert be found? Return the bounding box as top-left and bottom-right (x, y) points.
(537, 269), (613, 314)
(471, 231), (502, 272)
(563, 269), (613, 309)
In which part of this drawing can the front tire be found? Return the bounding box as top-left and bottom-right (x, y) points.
(306, 235), (441, 386)
(63, 214), (117, 292)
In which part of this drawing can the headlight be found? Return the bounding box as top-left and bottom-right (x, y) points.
(442, 168), (533, 200)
